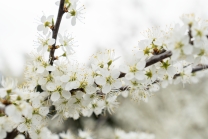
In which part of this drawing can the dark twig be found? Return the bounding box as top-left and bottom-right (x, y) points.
(173, 64), (208, 79)
(120, 64), (208, 92)
(145, 50), (172, 67)
(6, 129), (18, 139)
(49, 0), (65, 65)
(5, 1), (66, 138)
(188, 27), (194, 45)
(119, 50), (172, 78)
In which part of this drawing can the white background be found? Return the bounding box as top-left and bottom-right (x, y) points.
(0, 0), (208, 77)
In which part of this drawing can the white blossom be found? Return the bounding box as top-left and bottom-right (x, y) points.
(37, 15), (54, 35)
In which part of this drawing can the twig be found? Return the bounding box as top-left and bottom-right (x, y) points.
(119, 50), (172, 78)
(5, 1), (66, 138)
(6, 129), (18, 139)
(49, 0), (65, 65)
(173, 64), (208, 79)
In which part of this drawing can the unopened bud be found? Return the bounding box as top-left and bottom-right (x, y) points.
(55, 45), (60, 49)
(54, 56), (59, 60)
(48, 46), (52, 49)
(50, 25), (54, 30)
(64, 7), (68, 12)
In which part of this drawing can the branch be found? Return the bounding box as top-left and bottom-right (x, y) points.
(5, 1), (66, 138)
(6, 129), (18, 139)
(145, 50), (172, 67)
(49, 0), (65, 65)
(119, 50), (172, 78)
(173, 64), (208, 79)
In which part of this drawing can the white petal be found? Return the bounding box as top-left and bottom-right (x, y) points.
(37, 66), (45, 73)
(46, 66), (55, 71)
(0, 90), (6, 98)
(161, 81), (168, 88)
(38, 78), (47, 85)
(37, 24), (44, 31)
(41, 15), (46, 23)
(76, 91), (83, 99)
(37, 46), (42, 52)
(47, 15), (54, 21)
(107, 96), (117, 102)
(60, 75), (69, 82)
(14, 134), (25, 139)
(183, 44), (193, 55)
(112, 80), (122, 89)
(17, 123), (27, 132)
(48, 39), (55, 45)
(121, 91), (129, 98)
(71, 81), (80, 89)
(83, 94), (91, 101)
(66, 13), (71, 19)
(71, 17), (76, 26)
(94, 108), (102, 115)
(39, 107), (49, 116)
(185, 66), (192, 74)
(100, 68), (110, 77)
(85, 86), (96, 94)
(43, 28), (48, 35)
(65, 82), (72, 90)
(136, 51), (144, 59)
(5, 104), (15, 116)
(32, 98), (41, 108)
(95, 77), (106, 85)
(55, 1), (60, 6)
(0, 130), (6, 139)
(32, 114), (42, 126)
(46, 83), (56, 91)
(51, 92), (60, 101)
(82, 109), (92, 117)
(62, 90), (71, 99)
(119, 65), (129, 73)
(167, 66), (176, 77)
(125, 73), (134, 80)
(135, 71), (145, 80)
(102, 84), (111, 94)
(185, 55), (194, 63)
(136, 60), (146, 70)
(111, 69), (120, 79)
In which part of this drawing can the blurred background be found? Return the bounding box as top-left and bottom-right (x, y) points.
(0, 0), (208, 138)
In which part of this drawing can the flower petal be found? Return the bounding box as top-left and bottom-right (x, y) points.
(111, 69), (120, 79)
(136, 60), (146, 70)
(51, 92), (60, 101)
(46, 66), (55, 71)
(125, 73), (134, 80)
(41, 15), (46, 23)
(135, 71), (145, 80)
(95, 77), (106, 85)
(62, 91), (71, 99)
(102, 84), (111, 94)
(119, 65), (128, 73)
(48, 39), (55, 45)
(39, 107), (49, 116)
(71, 17), (76, 26)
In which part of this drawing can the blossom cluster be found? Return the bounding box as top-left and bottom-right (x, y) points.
(0, 0), (208, 138)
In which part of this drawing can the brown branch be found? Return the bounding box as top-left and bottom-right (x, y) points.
(6, 130), (31, 139)
(119, 50), (172, 78)
(49, 0), (65, 65)
(6, 129), (18, 139)
(192, 64), (208, 72)
(188, 27), (194, 45)
(145, 50), (172, 67)
(5, 1), (66, 138)
(119, 64), (208, 92)
(173, 64), (208, 79)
